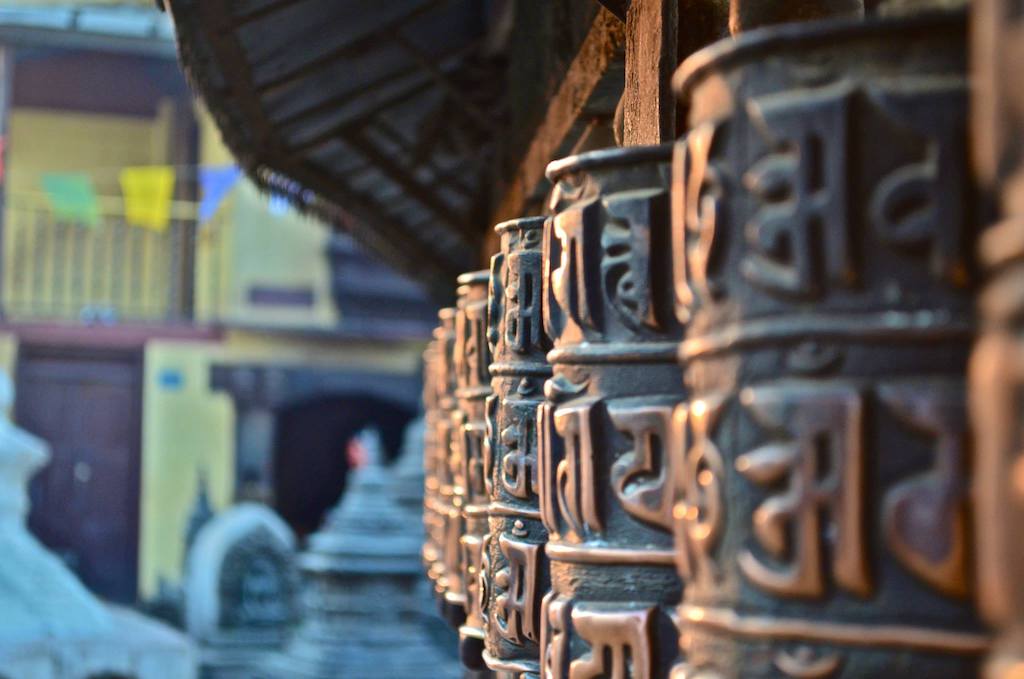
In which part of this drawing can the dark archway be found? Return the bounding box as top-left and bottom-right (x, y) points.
(272, 394), (414, 539)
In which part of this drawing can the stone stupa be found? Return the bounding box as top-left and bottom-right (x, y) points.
(272, 424), (460, 678)
(0, 371), (197, 678)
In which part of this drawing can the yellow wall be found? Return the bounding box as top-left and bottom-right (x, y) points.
(6, 106), (172, 197)
(194, 105), (338, 330)
(140, 340), (234, 599)
(3, 106), (179, 320)
(4, 93), (423, 600)
(138, 333), (425, 598)
(0, 333), (18, 415)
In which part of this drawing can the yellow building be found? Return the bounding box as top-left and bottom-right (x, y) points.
(0, 5), (433, 605)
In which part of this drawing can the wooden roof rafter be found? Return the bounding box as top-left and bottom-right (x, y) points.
(163, 0), (500, 298)
(250, 0), (451, 96)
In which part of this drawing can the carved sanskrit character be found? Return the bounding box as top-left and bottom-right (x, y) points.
(673, 396), (726, 590)
(868, 86), (968, 284)
(554, 398), (604, 538)
(500, 408), (537, 500)
(483, 394), (499, 496)
(461, 421), (488, 502)
(878, 380), (969, 598)
(673, 121), (728, 318)
(743, 84), (856, 297)
(737, 382), (869, 598)
(551, 201), (604, 334)
(601, 189), (671, 331)
(541, 594), (572, 679)
(570, 605), (655, 679)
(459, 298), (490, 390)
(609, 401), (679, 531)
(494, 535), (544, 645)
(538, 401), (562, 535)
(506, 245), (545, 353)
(461, 532), (486, 622)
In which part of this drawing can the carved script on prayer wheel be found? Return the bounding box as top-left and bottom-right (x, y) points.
(670, 10), (986, 678)
(423, 337), (444, 593)
(483, 216), (551, 679)
(539, 145), (683, 679)
(434, 307), (467, 630)
(456, 270), (496, 670)
(970, 1), (1024, 678)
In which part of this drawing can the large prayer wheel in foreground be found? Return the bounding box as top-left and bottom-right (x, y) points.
(670, 9), (986, 678)
(455, 270), (496, 670)
(970, 0), (1024, 678)
(482, 216), (550, 679)
(538, 145), (683, 678)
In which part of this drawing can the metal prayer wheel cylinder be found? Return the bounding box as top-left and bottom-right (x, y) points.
(970, 1), (1024, 678)
(436, 307), (468, 629)
(538, 145), (683, 679)
(455, 270), (496, 670)
(482, 216), (550, 678)
(423, 338), (444, 589)
(670, 10), (985, 678)
(728, 0), (863, 34)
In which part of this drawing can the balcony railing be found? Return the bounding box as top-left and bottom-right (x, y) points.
(1, 192), (209, 324)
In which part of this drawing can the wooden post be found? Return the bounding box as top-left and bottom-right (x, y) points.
(622, 0), (678, 145)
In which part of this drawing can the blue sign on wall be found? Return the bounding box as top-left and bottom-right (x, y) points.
(158, 368), (184, 391)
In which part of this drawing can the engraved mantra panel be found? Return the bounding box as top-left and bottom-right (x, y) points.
(541, 145), (682, 679)
(454, 270), (493, 668)
(970, 2), (1024, 678)
(484, 217), (551, 676)
(671, 12), (982, 679)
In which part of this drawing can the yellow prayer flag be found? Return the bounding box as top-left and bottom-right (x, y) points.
(120, 166), (176, 231)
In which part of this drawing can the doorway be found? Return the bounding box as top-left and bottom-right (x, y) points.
(272, 394), (414, 539)
(17, 346), (143, 603)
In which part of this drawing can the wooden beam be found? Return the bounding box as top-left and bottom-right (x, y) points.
(372, 120), (477, 198)
(491, 9), (626, 224)
(595, 0), (631, 21)
(252, 0), (448, 95)
(341, 129), (475, 241)
(390, 32), (498, 134)
(276, 157), (474, 294)
(621, 0), (678, 145)
(231, 0), (305, 28)
(274, 41), (477, 131)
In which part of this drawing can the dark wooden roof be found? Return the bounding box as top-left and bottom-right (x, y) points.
(163, 0), (507, 299)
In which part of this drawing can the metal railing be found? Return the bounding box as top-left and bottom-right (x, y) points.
(1, 193), (213, 324)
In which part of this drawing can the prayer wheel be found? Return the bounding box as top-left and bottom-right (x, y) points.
(423, 337), (444, 592)
(970, 0), (1024, 678)
(482, 216), (551, 679)
(670, 9), (986, 678)
(436, 307), (467, 630)
(455, 270), (496, 671)
(538, 145), (684, 679)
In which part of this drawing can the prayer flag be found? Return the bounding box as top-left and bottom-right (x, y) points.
(120, 166), (175, 231)
(198, 165), (241, 223)
(41, 172), (99, 227)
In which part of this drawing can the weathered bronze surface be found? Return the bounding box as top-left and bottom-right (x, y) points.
(970, 1), (1024, 678)
(483, 216), (550, 679)
(423, 337), (444, 594)
(539, 144), (683, 679)
(434, 307), (468, 630)
(728, 0), (863, 33)
(670, 10), (985, 678)
(456, 270), (496, 671)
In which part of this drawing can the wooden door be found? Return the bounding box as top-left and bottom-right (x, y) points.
(17, 346), (142, 603)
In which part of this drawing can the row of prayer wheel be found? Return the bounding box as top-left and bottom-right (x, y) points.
(421, 2), (1024, 677)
